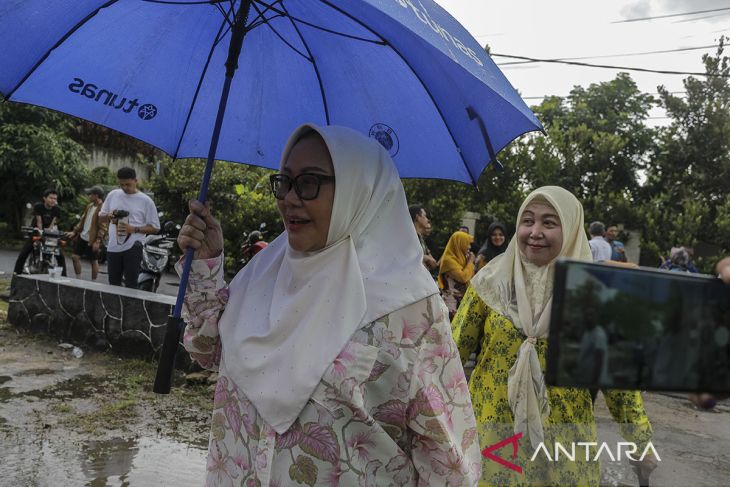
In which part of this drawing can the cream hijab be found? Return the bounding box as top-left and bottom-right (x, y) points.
(471, 186), (592, 448)
(218, 124), (439, 434)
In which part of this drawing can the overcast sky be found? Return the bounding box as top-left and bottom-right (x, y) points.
(436, 0), (729, 123)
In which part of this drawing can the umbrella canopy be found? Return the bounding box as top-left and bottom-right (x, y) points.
(1, 0), (543, 393)
(1, 0), (541, 184)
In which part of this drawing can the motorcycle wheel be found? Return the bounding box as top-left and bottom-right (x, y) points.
(25, 256), (47, 274)
(138, 280), (154, 292)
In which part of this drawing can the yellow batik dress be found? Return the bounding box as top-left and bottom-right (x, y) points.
(452, 287), (653, 487)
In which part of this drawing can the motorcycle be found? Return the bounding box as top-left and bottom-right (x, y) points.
(137, 221), (180, 292)
(20, 226), (69, 275)
(239, 223), (268, 269)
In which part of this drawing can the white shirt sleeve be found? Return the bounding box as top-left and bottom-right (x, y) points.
(146, 197), (160, 229)
(100, 191), (113, 214)
(589, 240), (600, 261)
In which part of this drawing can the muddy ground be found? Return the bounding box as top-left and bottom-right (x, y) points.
(1, 275), (729, 486)
(0, 277), (212, 486)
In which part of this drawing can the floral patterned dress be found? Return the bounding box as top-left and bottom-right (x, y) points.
(451, 287), (653, 487)
(179, 256), (482, 486)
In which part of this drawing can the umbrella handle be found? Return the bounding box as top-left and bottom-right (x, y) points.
(152, 248), (195, 394)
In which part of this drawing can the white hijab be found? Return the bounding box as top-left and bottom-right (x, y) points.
(471, 186), (592, 449)
(218, 124), (439, 434)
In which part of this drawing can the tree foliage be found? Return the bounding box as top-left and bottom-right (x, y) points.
(0, 102), (90, 231)
(640, 38), (730, 265)
(149, 159), (280, 271)
(406, 44), (729, 271)
(522, 73), (656, 226)
(402, 179), (470, 255)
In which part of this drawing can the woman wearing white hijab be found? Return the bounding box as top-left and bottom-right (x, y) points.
(177, 124), (481, 486)
(452, 187), (655, 486)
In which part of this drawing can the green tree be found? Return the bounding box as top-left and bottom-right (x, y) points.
(150, 159), (280, 272)
(90, 166), (119, 186)
(643, 38), (730, 265)
(402, 179), (470, 256)
(0, 102), (89, 232)
(521, 74), (656, 226)
(457, 74), (655, 251)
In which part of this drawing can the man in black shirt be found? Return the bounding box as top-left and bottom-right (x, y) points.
(14, 189), (67, 275)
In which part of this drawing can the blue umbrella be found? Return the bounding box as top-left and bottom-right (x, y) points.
(1, 0), (543, 392)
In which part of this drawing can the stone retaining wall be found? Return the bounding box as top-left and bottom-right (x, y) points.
(8, 274), (190, 368)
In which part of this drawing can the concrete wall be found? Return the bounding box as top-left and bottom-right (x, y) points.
(460, 211), (481, 236)
(86, 145), (153, 183)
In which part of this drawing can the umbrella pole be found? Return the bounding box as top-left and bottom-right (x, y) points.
(154, 0), (252, 394)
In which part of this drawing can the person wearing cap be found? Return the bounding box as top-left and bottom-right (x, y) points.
(66, 186), (107, 281)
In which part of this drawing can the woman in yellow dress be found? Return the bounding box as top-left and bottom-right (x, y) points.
(452, 186), (655, 486)
(439, 230), (475, 319)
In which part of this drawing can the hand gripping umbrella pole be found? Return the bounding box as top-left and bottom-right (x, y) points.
(154, 0), (252, 394)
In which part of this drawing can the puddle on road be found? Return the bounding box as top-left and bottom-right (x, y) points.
(0, 373), (102, 402)
(16, 367), (57, 376)
(0, 433), (207, 486)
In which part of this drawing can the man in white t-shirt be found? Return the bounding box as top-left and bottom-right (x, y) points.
(99, 167), (160, 288)
(588, 221), (612, 262)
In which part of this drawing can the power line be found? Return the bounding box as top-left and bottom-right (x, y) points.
(521, 91), (687, 100)
(612, 6), (730, 23)
(491, 53), (728, 77)
(497, 44), (718, 66)
(673, 12), (730, 23)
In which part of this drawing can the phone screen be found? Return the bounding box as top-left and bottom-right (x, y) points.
(546, 260), (730, 393)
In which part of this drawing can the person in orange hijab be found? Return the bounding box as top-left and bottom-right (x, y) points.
(438, 230), (475, 319)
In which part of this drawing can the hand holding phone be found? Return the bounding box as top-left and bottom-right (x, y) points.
(547, 259), (730, 394)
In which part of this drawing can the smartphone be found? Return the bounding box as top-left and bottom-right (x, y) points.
(546, 259), (730, 393)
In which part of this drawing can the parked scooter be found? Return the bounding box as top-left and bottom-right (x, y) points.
(20, 226), (69, 275)
(137, 221), (180, 292)
(239, 223), (268, 269)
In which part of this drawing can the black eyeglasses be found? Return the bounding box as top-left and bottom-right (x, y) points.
(269, 173), (335, 200)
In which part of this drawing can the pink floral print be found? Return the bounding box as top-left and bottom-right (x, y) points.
(179, 256), (481, 486)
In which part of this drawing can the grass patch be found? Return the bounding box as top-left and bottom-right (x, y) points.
(60, 359), (156, 434)
(65, 392), (139, 434)
(113, 359), (156, 390)
(178, 382), (215, 411)
(100, 397), (138, 416)
(49, 402), (73, 414)
(0, 278), (10, 318)
(0, 237), (23, 251)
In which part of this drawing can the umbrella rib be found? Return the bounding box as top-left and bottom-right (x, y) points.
(172, 16), (230, 159)
(279, 1), (330, 124)
(139, 0), (235, 31)
(315, 0), (476, 185)
(214, 2), (234, 28)
(5, 0), (120, 100)
(247, 0), (284, 28)
(248, 13), (286, 31)
(256, 0), (385, 45)
(212, 2), (239, 47)
(142, 0), (227, 4)
(249, 2), (310, 60)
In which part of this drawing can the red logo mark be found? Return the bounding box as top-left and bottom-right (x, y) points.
(481, 432), (523, 474)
